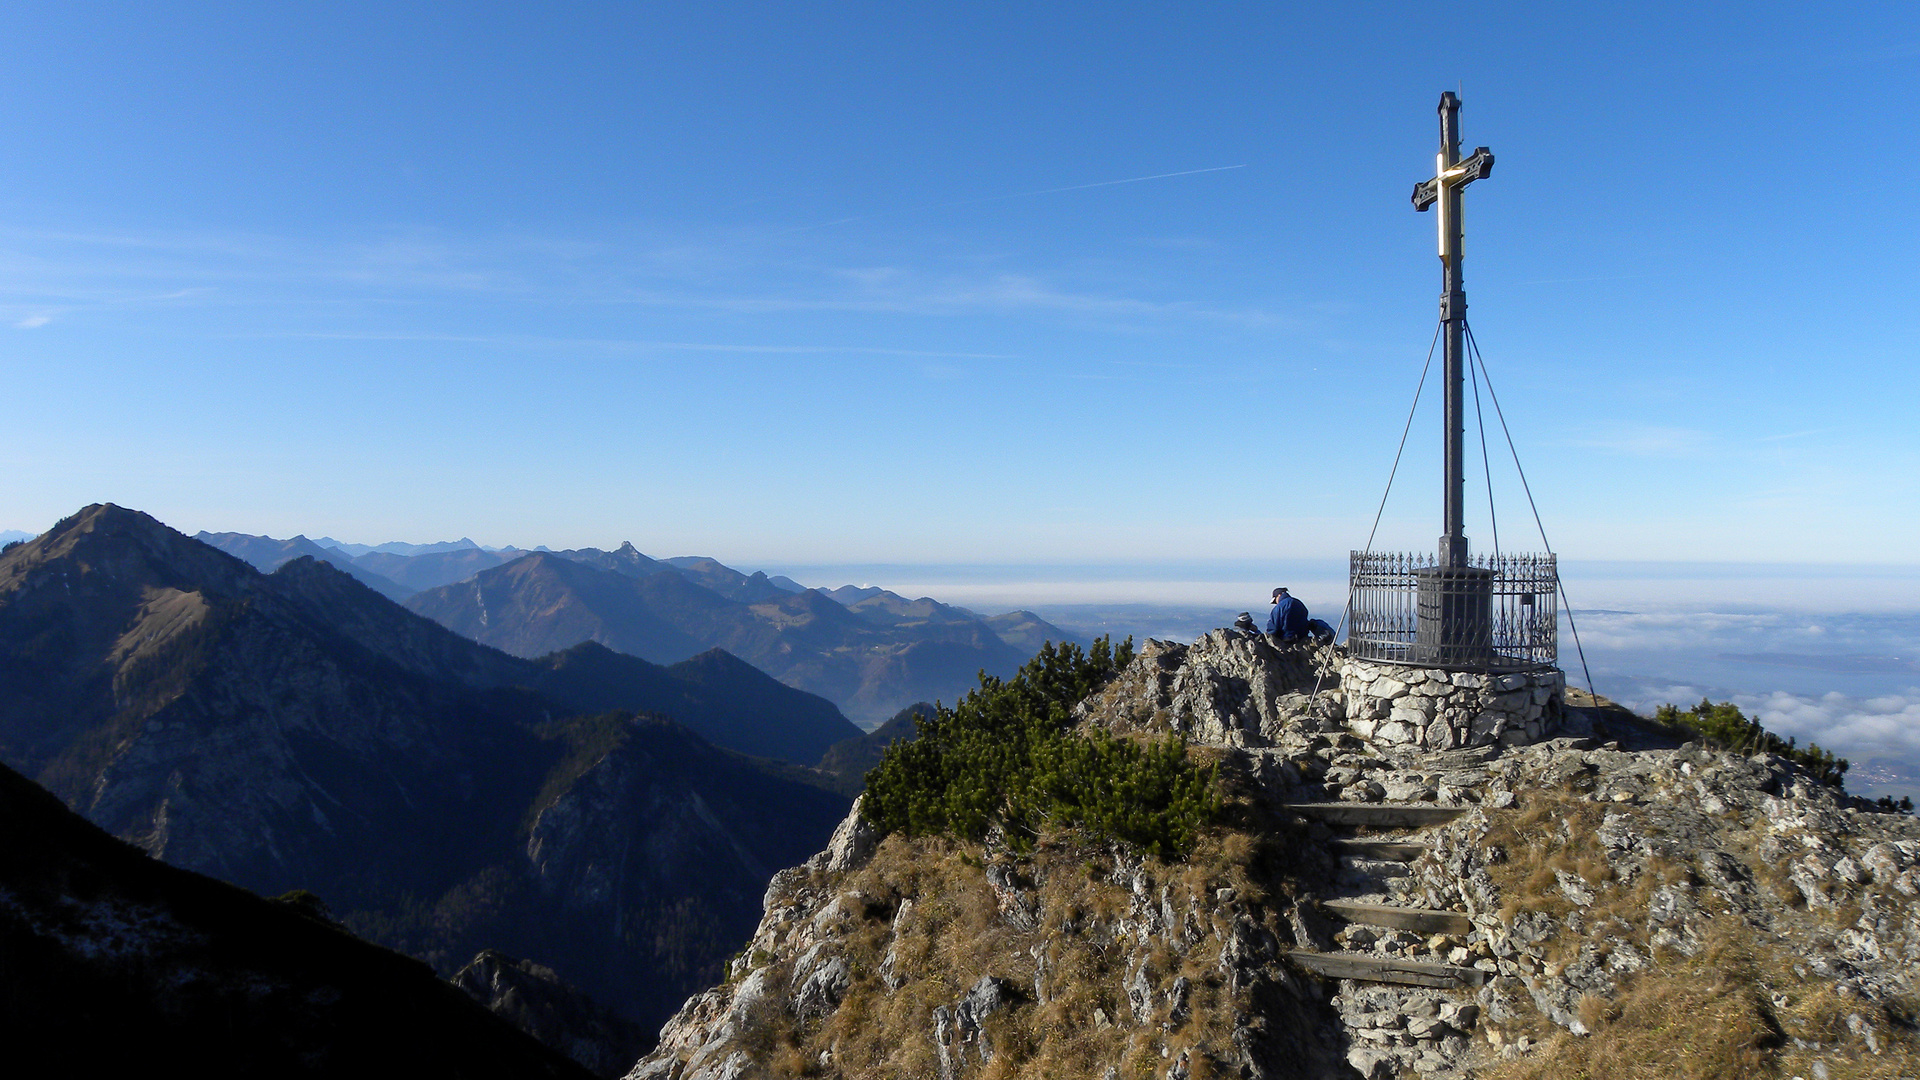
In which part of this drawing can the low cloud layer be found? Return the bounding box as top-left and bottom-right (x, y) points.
(1576, 608), (1920, 793)
(1573, 608), (1920, 667)
(1611, 682), (1920, 766)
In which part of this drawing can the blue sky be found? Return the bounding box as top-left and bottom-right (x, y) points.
(6, 2), (1920, 574)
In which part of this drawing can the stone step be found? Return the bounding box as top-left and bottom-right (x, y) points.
(1336, 861), (1412, 886)
(1286, 950), (1485, 989)
(1328, 839), (1428, 861)
(1320, 900), (1472, 936)
(1285, 803), (1467, 829)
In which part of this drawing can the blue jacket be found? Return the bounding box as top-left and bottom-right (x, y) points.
(1265, 595), (1308, 639)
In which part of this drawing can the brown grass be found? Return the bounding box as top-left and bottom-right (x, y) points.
(1483, 930), (1780, 1080)
(1482, 787), (1659, 955)
(1484, 923), (1920, 1080)
(685, 803), (1321, 1079)
(1475, 783), (1920, 1080)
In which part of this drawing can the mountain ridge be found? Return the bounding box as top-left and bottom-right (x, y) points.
(0, 504), (863, 1035)
(193, 529), (416, 601)
(201, 527), (1082, 725)
(408, 553), (1070, 725)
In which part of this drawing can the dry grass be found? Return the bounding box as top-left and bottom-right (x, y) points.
(1482, 928), (1781, 1080)
(1476, 783), (1920, 1079)
(1483, 923), (1920, 1080)
(697, 808), (1311, 1080)
(1481, 787), (1661, 956)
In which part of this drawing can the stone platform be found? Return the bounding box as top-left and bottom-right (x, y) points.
(1339, 659), (1563, 751)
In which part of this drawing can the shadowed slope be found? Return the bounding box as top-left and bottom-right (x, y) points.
(0, 756), (591, 1079)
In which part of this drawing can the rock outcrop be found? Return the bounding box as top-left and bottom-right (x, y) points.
(454, 950), (653, 1077)
(1085, 630), (1343, 747)
(628, 629), (1920, 1079)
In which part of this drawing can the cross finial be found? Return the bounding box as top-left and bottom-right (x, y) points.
(1412, 96), (1493, 250)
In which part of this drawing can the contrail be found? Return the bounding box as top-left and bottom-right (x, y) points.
(784, 164), (1247, 233)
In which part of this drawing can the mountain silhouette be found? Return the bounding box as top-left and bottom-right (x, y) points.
(196, 528), (1084, 725)
(195, 530), (416, 601)
(350, 545), (523, 591)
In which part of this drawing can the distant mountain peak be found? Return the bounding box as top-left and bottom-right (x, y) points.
(65, 501), (149, 530)
(673, 646), (756, 672)
(269, 552), (355, 584)
(14, 505), (256, 598)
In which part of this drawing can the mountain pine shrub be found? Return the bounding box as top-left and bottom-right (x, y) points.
(861, 637), (1222, 860)
(1654, 698), (1849, 789)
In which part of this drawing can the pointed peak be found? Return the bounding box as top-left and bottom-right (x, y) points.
(672, 647), (753, 673)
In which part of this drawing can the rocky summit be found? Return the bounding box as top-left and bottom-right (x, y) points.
(628, 628), (1920, 1079)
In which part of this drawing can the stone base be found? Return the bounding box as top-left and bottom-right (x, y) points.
(1338, 660), (1563, 751)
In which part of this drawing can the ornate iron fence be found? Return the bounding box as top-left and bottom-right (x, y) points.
(1348, 551), (1557, 671)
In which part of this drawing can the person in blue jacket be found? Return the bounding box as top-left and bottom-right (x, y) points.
(1264, 587), (1309, 640)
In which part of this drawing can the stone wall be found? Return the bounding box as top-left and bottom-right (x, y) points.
(1339, 659), (1564, 750)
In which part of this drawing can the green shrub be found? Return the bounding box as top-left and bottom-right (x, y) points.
(1654, 698), (1849, 789)
(271, 888), (336, 924)
(861, 637), (1221, 860)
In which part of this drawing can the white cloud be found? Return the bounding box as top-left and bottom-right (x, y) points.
(1568, 606), (1920, 787)
(1612, 682), (1920, 765)
(1744, 689), (1920, 756)
(13, 314), (50, 328)
(0, 219), (1290, 331)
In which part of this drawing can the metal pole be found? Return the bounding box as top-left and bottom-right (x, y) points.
(1438, 92), (1467, 569)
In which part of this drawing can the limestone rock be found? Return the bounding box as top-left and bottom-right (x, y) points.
(810, 794), (878, 875)
(452, 950), (652, 1078)
(1078, 630), (1341, 746)
(630, 623), (1920, 1080)
(934, 976), (1016, 1079)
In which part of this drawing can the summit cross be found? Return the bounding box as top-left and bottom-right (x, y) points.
(1412, 91), (1493, 569)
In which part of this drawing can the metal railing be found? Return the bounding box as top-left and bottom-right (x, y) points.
(1347, 550), (1557, 671)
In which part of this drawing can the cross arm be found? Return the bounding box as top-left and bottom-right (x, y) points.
(1411, 147), (1495, 211)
